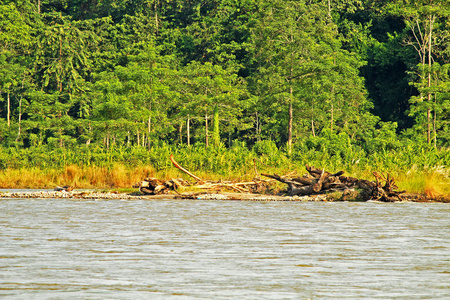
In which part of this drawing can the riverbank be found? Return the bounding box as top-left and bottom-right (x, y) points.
(0, 144), (449, 200)
(0, 190), (447, 202)
(0, 190), (328, 201)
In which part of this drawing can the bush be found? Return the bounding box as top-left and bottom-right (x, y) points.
(252, 140), (278, 156)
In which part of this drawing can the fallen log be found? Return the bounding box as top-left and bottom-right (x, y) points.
(263, 168), (334, 196)
(132, 177), (190, 195)
(372, 172), (406, 202)
(291, 176), (314, 186)
(261, 173), (324, 196)
(170, 154), (203, 183)
(262, 166), (405, 201)
(312, 169), (326, 192)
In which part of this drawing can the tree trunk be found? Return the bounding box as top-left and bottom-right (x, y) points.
(212, 105), (220, 147)
(288, 97), (293, 155)
(137, 129), (140, 146)
(147, 115), (151, 150)
(15, 95), (23, 143)
(59, 35), (63, 92)
(205, 113), (209, 147)
(179, 122), (183, 144)
(255, 111), (261, 142)
(330, 102), (334, 133)
(311, 102), (315, 137)
(426, 14), (434, 145)
(427, 62), (431, 144)
(148, 99), (152, 149)
(327, 0), (331, 17)
(154, 1), (159, 35)
(433, 94), (437, 148)
(288, 67), (293, 155)
(7, 92), (11, 127)
(288, 101), (293, 153)
(86, 125), (92, 146)
(187, 116), (190, 146)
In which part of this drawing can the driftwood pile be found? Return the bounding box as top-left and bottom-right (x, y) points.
(262, 165), (405, 202)
(132, 176), (269, 195)
(132, 155), (270, 195)
(133, 155), (405, 202)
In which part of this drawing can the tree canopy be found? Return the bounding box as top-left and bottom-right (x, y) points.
(0, 0), (448, 152)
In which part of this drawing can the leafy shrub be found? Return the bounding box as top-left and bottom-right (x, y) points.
(252, 140), (278, 156)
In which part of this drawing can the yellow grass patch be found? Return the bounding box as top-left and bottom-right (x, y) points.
(0, 165), (156, 189)
(395, 170), (450, 199)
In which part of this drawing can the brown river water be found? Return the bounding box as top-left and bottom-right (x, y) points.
(0, 198), (449, 299)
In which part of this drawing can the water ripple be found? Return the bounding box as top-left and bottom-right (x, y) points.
(0, 200), (449, 299)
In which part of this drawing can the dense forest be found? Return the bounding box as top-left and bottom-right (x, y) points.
(0, 0), (449, 173)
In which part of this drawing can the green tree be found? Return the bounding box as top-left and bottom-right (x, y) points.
(249, 0), (379, 151)
(180, 61), (246, 147)
(212, 105), (220, 147)
(36, 15), (97, 94)
(388, 0), (450, 145)
(304, 48), (377, 139)
(0, 2), (34, 144)
(250, 0), (323, 153)
(0, 3), (32, 54)
(88, 42), (178, 148)
(410, 63), (450, 147)
(29, 15), (100, 147)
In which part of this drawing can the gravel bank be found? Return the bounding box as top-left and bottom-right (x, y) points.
(2, 190), (440, 202)
(0, 190), (327, 201)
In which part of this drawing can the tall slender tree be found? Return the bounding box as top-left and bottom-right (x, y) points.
(388, 0), (450, 145)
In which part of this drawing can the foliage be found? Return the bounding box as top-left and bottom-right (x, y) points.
(0, 0), (448, 194)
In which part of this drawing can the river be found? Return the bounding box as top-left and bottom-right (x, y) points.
(1, 199), (449, 299)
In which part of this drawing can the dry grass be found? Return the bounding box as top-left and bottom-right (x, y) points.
(0, 164), (156, 189)
(393, 170), (450, 200)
